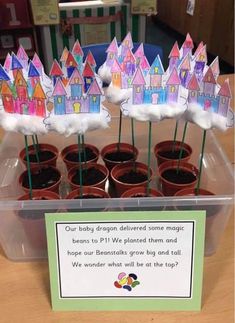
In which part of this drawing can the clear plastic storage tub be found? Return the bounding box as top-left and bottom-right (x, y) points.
(0, 117), (233, 261)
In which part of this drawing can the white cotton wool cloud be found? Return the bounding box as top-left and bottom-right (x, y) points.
(0, 110), (48, 135)
(183, 103), (233, 131)
(105, 84), (132, 105)
(120, 87), (188, 122)
(44, 106), (110, 137)
(121, 101), (187, 122)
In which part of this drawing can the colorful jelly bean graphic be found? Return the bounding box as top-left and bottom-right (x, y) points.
(114, 273), (140, 292)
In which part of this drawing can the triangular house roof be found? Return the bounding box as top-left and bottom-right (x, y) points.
(49, 59), (63, 76)
(17, 45), (28, 61)
(187, 73), (200, 91)
(32, 53), (43, 69)
(106, 37), (118, 53)
(134, 43), (144, 58)
(0, 80), (13, 95)
(60, 47), (69, 62)
(69, 68), (83, 85)
(87, 78), (102, 95)
(131, 67), (146, 85)
(210, 56), (220, 76)
(166, 68), (181, 85)
(0, 64), (10, 81)
(86, 51), (96, 67)
(3, 53), (11, 71)
(195, 45), (207, 63)
(52, 78), (67, 96)
(11, 53), (23, 70)
(82, 62), (94, 77)
(123, 48), (136, 63)
(111, 58), (122, 73)
(182, 33), (194, 49)
(168, 42), (180, 58)
(14, 70), (27, 87)
(179, 53), (191, 70)
(72, 40), (83, 56)
(194, 41), (204, 57)
(28, 61), (40, 77)
(140, 56), (150, 70)
(121, 32), (133, 49)
(32, 82), (46, 99)
(65, 52), (78, 68)
(218, 79), (232, 97)
(202, 67), (216, 84)
(149, 55), (164, 75)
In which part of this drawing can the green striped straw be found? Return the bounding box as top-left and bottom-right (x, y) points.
(77, 134), (83, 198)
(147, 121), (152, 197)
(196, 130), (207, 195)
(24, 135), (33, 200)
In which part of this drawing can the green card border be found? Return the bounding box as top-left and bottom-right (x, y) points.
(45, 210), (205, 311)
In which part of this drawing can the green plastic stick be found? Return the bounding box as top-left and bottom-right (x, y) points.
(172, 120), (179, 152)
(77, 135), (83, 198)
(81, 134), (87, 163)
(117, 110), (122, 151)
(177, 122), (188, 174)
(32, 135), (40, 166)
(147, 121), (152, 197)
(131, 118), (136, 172)
(35, 134), (40, 150)
(196, 130), (207, 195)
(24, 135), (33, 200)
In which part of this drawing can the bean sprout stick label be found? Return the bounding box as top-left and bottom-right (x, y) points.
(45, 211), (205, 311)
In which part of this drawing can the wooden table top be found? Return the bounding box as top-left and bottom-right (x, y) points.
(0, 74), (234, 323)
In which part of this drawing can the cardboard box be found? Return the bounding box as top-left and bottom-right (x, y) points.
(40, 2), (146, 72)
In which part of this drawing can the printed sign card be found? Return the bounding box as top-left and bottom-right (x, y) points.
(46, 211), (205, 311)
(131, 0), (157, 15)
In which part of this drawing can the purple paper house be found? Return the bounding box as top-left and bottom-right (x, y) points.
(122, 48), (136, 76)
(69, 68), (83, 99)
(134, 43), (144, 66)
(202, 67), (216, 96)
(182, 33), (194, 57)
(120, 32), (133, 58)
(217, 79), (232, 117)
(131, 67), (146, 104)
(194, 45), (207, 81)
(178, 53), (191, 86)
(106, 37), (118, 67)
(168, 42), (180, 72)
(166, 68), (181, 102)
(187, 73), (200, 103)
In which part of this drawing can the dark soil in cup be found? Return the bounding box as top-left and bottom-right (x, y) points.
(22, 167), (60, 189)
(158, 149), (188, 160)
(118, 170), (148, 184)
(65, 147), (97, 162)
(74, 195), (103, 199)
(24, 150), (55, 162)
(72, 167), (106, 186)
(105, 151), (134, 162)
(162, 169), (196, 184)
